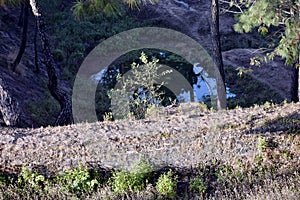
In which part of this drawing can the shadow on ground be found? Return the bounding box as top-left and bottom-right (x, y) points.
(249, 111), (300, 134)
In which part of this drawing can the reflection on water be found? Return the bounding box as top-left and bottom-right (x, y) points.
(91, 64), (236, 104)
(177, 64), (236, 103)
(177, 77), (236, 103)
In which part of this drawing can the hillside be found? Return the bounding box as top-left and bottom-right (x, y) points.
(0, 102), (299, 199)
(0, 1), (299, 199)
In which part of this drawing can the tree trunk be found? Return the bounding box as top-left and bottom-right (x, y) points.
(29, 0), (73, 126)
(211, 0), (226, 109)
(298, 60), (300, 102)
(296, 63), (300, 102)
(291, 64), (299, 102)
(292, 1), (300, 102)
(11, 0), (29, 71)
(298, 1), (300, 102)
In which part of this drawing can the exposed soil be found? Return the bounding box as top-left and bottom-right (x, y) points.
(223, 49), (294, 101)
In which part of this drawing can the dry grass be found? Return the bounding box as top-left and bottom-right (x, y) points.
(0, 102), (299, 199)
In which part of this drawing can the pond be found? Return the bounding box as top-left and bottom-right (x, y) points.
(91, 63), (236, 104)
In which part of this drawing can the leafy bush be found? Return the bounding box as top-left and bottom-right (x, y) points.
(46, 8), (146, 85)
(109, 52), (173, 120)
(17, 166), (47, 190)
(190, 177), (207, 194)
(56, 167), (99, 194)
(109, 159), (153, 194)
(156, 170), (178, 198)
(109, 171), (132, 194)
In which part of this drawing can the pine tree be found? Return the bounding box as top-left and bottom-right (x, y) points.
(71, 0), (157, 19)
(29, 0), (73, 125)
(230, 0), (300, 101)
(1, 0), (73, 126)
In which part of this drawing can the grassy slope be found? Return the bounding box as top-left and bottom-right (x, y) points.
(0, 102), (299, 199)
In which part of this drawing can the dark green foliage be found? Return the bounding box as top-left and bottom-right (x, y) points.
(44, 6), (145, 84)
(190, 177), (207, 194)
(231, 0), (300, 66)
(224, 66), (283, 108)
(0, 172), (10, 185)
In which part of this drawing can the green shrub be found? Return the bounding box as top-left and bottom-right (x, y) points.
(156, 170), (178, 198)
(130, 159), (154, 182)
(109, 52), (173, 120)
(56, 167), (99, 194)
(190, 177), (207, 194)
(109, 171), (133, 194)
(17, 166), (47, 190)
(216, 165), (233, 182)
(109, 159), (153, 194)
